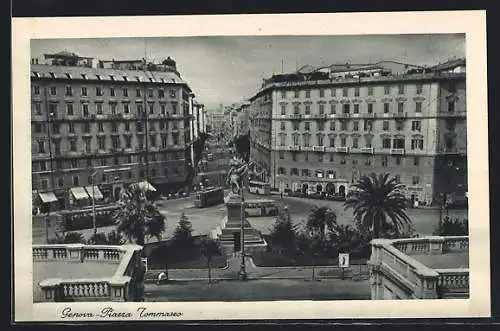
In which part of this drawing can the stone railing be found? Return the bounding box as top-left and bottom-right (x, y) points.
(369, 236), (469, 299)
(34, 244), (142, 302)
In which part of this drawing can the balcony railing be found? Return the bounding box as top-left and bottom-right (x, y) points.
(34, 244), (143, 302)
(359, 147), (374, 154)
(335, 146), (349, 153)
(437, 147), (467, 155)
(313, 146), (325, 152)
(390, 148), (405, 155)
(289, 145), (301, 151)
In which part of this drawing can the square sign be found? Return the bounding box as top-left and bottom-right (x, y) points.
(339, 253), (350, 268)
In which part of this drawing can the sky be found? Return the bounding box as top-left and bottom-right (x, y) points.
(31, 34), (465, 110)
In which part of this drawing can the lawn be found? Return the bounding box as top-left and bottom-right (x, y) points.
(144, 278), (371, 301)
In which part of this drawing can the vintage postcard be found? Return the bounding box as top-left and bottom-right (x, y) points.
(12, 11), (489, 321)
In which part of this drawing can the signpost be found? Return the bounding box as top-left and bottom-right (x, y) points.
(339, 253), (350, 280)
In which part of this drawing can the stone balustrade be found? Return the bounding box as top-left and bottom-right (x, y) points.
(34, 244), (142, 302)
(369, 236), (469, 299)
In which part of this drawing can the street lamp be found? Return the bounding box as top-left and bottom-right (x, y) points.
(238, 173), (248, 281)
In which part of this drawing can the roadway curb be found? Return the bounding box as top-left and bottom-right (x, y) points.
(144, 276), (370, 283)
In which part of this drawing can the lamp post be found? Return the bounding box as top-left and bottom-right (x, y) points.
(237, 169), (249, 281)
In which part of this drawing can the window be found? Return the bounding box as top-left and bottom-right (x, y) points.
(398, 84), (405, 94)
(292, 153), (297, 162)
(384, 85), (390, 95)
(301, 169), (310, 177)
(293, 104), (300, 115)
(158, 89), (165, 98)
(171, 102), (178, 114)
(280, 121), (286, 131)
(305, 105), (311, 115)
(395, 174), (401, 183)
(383, 121), (389, 131)
(161, 135), (168, 148)
(330, 121), (336, 131)
(412, 176), (420, 185)
(50, 87), (57, 95)
(111, 122), (117, 133)
(69, 122), (75, 133)
(330, 104), (336, 114)
(395, 120), (404, 131)
(110, 87), (115, 97)
(111, 103), (117, 114)
(34, 102), (42, 115)
(395, 156), (402, 165)
(305, 90), (311, 98)
(364, 120), (372, 131)
(329, 136), (335, 147)
(292, 134), (299, 146)
(340, 137), (347, 147)
(353, 104), (359, 114)
(330, 88), (336, 97)
(96, 87), (103, 96)
(34, 123), (43, 133)
(96, 103), (103, 115)
(123, 103), (130, 114)
(82, 104), (89, 117)
(340, 157), (346, 165)
(83, 122), (91, 133)
(304, 122), (310, 131)
(149, 102), (154, 114)
(319, 89), (324, 98)
(66, 103), (73, 116)
(112, 136), (120, 149)
(172, 132), (179, 145)
(52, 123), (59, 134)
(69, 138), (77, 151)
(381, 156), (388, 167)
(343, 87), (348, 97)
(353, 121), (359, 131)
(98, 122), (104, 132)
(136, 88), (141, 97)
(411, 120), (421, 132)
(293, 122), (300, 131)
(416, 83), (423, 94)
(329, 153), (334, 162)
(123, 88), (128, 97)
(317, 134), (324, 146)
(84, 138), (91, 153)
(411, 137), (424, 150)
(170, 89), (177, 98)
(148, 89), (153, 97)
(281, 104), (286, 115)
(160, 104), (166, 115)
(37, 140), (45, 153)
(317, 121), (325, 131)
(352, 137), (359, 148)
(413, 157), (420, 166)
(33, 85), (40, 95)
(368, 86), (374, 96)
(343, 104), (350, 114)
(71, 159), (78, 168)
(150, 122), (156, 132)
(73, 176), (79, 186)
(49, 103), (58, 117)
(354, 87), (360, 97)
(398, 102), (404, 113)
(58, 177), (64, 187)
(100, 158), (106, 167)
(367, 103), (373, 114)
(340, 121), (347, 131)
(382, 138), (391, 149)
(319, 104), (325, 115)
(365, 156), (372, 166)
(448, 101), (455, 112)
(294, 90), (299, 98)
(449, 82), (456, 93)
(415, 102), (422, 113)
(365, 137), (373, 148)
(279, 151), (284, 160)
(384, 103), (390, 113)
(303, 134), (310, 147)
(65, 86), (72, 96)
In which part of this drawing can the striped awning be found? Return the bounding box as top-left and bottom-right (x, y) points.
(85, 186), (104, 200)
(135, 181), (157, 192)
(70, 187), (90, 200)
(38, 192), (58, 203)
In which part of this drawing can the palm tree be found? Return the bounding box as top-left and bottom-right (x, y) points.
(344, 173), (411, 239)
(114, 184), (166, 247)
(48, 231), (86, 244)
(306, 206), (337, 242)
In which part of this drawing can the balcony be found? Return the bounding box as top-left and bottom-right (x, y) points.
(437, 147), (467, 155)
(289, 145), (301, 151)
(289, 114), (302, 120)
(359, 147), (374, 154)
(390, 148), (405, 155)
(369, 236), (469, 299)
(313, 146), (325, 152)
(33, 244), (143, 302)
(335, 146), (349, 153)
(437, 111), (467, 118)
(301, 146), (313, 152)
(394, 112), (407, 119)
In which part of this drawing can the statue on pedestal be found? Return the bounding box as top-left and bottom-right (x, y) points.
(226, 156), (249, 195)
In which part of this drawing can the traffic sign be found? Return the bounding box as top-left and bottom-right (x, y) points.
(339, 253), (350, 268)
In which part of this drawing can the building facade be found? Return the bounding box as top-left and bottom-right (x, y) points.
(249, 59), (467, 205)
(31, 52), (199, 210)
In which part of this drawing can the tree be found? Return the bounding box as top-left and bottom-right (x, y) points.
(200, 236), (221, 283)
(172, 212), (194, 248)
(48, 231), (86, 244)
(114, 184), (166, 247)
(269, 207), (299, 256)
(344, 173), (411, 239)
(88, 232), (108, 245)
(107, 230), (126, 245)
(306, 206), (337, 243)
(233, 133), (250, 162)
(434, 216), (468, 236)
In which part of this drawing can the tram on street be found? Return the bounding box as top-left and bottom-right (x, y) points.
(194, 186), (225, 208)
(248, 181), (271, 195)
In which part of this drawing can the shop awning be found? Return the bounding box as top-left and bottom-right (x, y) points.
(85, 185), (104, 200)
(70, 187), (90, 200)
(135, 181), (157, 192)
(38, 192), (58, 203)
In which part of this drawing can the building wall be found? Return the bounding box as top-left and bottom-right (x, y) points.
(31, 65), (195, 207)
(249, 73), (466, 204)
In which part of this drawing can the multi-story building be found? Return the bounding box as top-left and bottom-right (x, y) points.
(230, 101), (251, 139)
(249, 59), (467, 205)
(31, 52), (199, 210)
